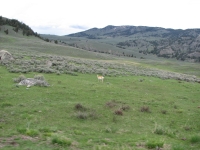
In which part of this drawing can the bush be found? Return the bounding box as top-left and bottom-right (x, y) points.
(17, 128), (39, 137)
(26, 129), (39, 137)
(89, 110), (98, 119)
(43, 132), (52, 137)
(17, 128), (27, 134)
(190, 135), (200, 143)
(34, 74), (45, 81)
(140, 106), (150, 112)
(153, 127), (165, 135)
(65, 71), (78, 76)
(146, 140), (164, 149)
(75, 111), (88, 119)
(161, 110), (167, 114)
(4, 29), (8, 34)
(120, 105), (130, 111)
(13, 75), (26, 83)
(105, 101), (117, 108)
(184, 126), (191, 131)
(1, 103), (13, 108)
(39, 127), (52, 133)
(114, 109), (123, 115)
(52, 136), (71, 146)
(75, 103), (86, 111)
(35, 80), (49, 87)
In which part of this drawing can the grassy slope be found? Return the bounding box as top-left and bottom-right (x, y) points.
(0, 26), (200, 149)
(0, 26), (115, 60)
(0, 66), (200, 149)
(41, 34), (200, 77)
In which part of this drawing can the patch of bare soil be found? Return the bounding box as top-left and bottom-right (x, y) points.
(0, 135), (37, 148)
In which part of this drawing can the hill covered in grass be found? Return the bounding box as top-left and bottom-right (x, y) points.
(0, 16), (41, 38)
(0, 16), (200, 150)
(43, 25), (200, 62)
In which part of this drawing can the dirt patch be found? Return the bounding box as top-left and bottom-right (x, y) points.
(0, 135), (37, 148)
(0, 136), (19, 148)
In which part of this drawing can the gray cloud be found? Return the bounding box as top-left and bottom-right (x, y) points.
(70, 25), (89, 30)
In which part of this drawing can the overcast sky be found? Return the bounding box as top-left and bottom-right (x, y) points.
(1, 0), (200, 35)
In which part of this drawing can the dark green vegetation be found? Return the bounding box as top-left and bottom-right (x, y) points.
(0, 17), (200, 149)
(42, 25), (200, 62)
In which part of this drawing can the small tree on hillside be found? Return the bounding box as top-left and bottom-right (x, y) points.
(13, 27), (19, 32)
(4, 29), (8, 34)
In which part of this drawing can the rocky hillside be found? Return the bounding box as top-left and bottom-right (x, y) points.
(68, 25), (200, 62)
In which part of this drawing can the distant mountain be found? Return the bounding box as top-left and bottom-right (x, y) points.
(67, 25), (200, 62)
(68, 25), (167, 37)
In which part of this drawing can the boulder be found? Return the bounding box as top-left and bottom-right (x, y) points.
(0, 50), (14, 61)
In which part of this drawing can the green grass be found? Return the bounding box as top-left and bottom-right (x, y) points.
(0, 28), (114, 60)
(1, 27), (200, 149)
(0, 66), (200, 149)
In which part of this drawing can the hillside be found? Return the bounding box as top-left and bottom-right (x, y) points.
(0, 17), (200, 150)
(0, 16), (199, 78)
(0, 17), (114, 60)
(43, 25), (200, 62)
(0, 16), (41, 38)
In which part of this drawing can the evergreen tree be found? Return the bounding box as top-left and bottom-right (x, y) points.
(4, 29), (8, 34)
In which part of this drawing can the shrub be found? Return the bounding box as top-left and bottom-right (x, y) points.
(43, 132), (52, 137)
(183, 126), (191, 131)
(153, 127), (165, 135)
(34, 74), (45, 81)
(112, 115), (117, 123)
(105, 127), (113, 133)
(105, 101), (116, 108)
(17, 128), (27, 134)
(56, 71), (61, 75)
(1, 103), (13, 108)
(74, 130), (84, 135)
(120, 105), (130, 111)
(39, 127), (52, 133)
(13, 75), (26, 83)
(52, 136), (71, 146)
(35, 80), (49, 87)
(89, 110), (98, 119)
(140, 106), (150, 112)
(17, 128), (39, 137)
(75, 103), (86, 111)
(114, 109), (123, 115)
(190, 135), (200, 143)
(4, 29), (8, 34)
(26, 129), (39, 137)
(65, 71), (78, 76)
(176, 109), (183, 113)
(161, 110), (167, 114)
(146, 140), (164, 149)
(75, 111), (88, 119)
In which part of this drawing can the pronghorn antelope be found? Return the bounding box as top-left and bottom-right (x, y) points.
(97, 75), (104, 82)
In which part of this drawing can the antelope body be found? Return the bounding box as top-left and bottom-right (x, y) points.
(97, 75), (104, 82)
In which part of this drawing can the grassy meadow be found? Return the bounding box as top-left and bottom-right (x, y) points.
(0, 28), (200, 149)
(0, 65), (200, 149)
